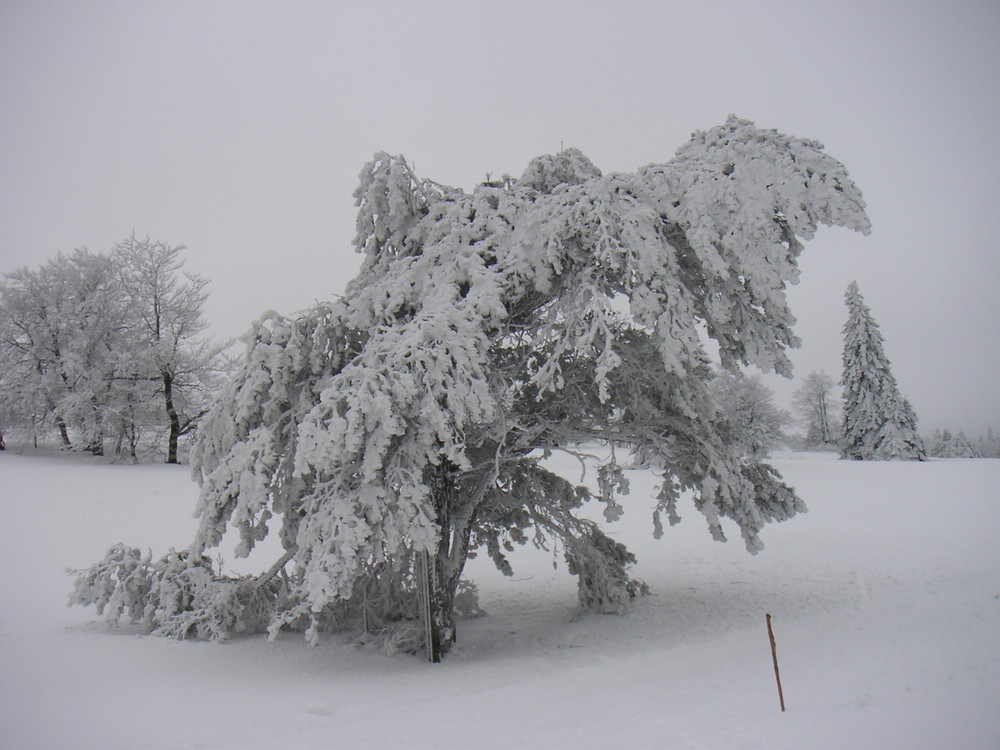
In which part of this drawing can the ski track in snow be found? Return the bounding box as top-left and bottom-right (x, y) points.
(1, 448), (998, 749)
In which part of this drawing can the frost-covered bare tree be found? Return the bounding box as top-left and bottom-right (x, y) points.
(710, 371), (790, 458)
(841, 282), (925, 460)
(792, 370), (840, 449)
(72, 117), (871, 660)
(114, 233), (229, 463)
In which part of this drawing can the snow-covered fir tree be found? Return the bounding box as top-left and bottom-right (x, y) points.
(951, 430), (979, 458)
(840, 282), (925, 460)
(929, 428), (979, 458)
(72, 117), (871, 660)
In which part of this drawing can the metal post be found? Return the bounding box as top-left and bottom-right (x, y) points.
(416, 550), (435, 662)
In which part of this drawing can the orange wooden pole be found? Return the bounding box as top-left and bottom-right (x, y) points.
(766, 613), (786, 711)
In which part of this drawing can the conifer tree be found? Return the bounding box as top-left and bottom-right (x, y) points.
(72, 117), (871, 660)
(953, 431), (978, 458)
(930, 428), (979, 458)
(840, 282), (925, 460)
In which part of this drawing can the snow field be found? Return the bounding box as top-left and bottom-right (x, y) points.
(1, 448), (998, 749)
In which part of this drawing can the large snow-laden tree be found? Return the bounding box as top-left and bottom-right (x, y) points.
(840, 282), (925, 460)
(72, 117), (871, 661)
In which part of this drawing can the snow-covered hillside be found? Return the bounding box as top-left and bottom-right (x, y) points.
(1, 448), (997, 749)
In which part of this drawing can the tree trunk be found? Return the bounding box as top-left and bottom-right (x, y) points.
(56, 416), (72, 450)
(84, 397), (104, 455)
(162, 370), (181, 464)
(818, 395), (832, 444)
(0, 428), (5, 450)
(417, 462), (470, 662)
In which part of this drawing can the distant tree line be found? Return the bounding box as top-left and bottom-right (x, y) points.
(0, 234), (228, 462)
(927, 428), (999, 459)
(646, 282), (997, 466)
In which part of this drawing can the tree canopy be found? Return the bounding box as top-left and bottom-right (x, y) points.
(73, 117), (871, 659)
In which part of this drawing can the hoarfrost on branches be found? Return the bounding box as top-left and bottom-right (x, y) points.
(0, 237), (226, 460)
(72, 117), (870, 658)
(792, 370), (841, 449)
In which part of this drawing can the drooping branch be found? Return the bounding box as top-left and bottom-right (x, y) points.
(242, 545), (298, 593)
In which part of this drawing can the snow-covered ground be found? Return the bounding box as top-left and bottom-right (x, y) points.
(2, 447), (998, 749)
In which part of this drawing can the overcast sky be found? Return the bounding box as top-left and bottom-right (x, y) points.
(2, 0), (998, 435)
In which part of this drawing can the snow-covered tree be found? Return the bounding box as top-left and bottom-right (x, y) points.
(976, 427), (1000, 458)
(952, 430), (978, 458)
(72, 117), (871, 660)
(929, 428), (945, 456)
(929, 428), (979, 458)
(0, 306), (36, 446)
(0, 240), (225, 459)
(0, 250), (135, 454)
(792, 370), (840, 448)
(840, 282), (925, 460)
(710, 371), (790, 458)
(114, 233), (229, 463)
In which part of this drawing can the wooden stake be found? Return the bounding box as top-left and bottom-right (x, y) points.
(766, 613), (786, 711)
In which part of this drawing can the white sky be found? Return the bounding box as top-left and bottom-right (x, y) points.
(2, 0), (998, 435)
